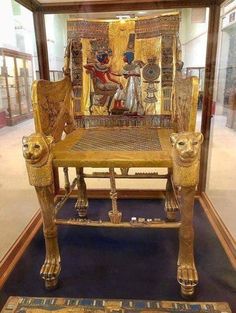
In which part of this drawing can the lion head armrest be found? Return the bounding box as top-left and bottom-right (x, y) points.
(32, 76), (76, 143)
(22, 133), (54, 187)
(170, 132), (203, 187)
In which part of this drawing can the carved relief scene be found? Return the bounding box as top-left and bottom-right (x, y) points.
(66, 14), (181, 116)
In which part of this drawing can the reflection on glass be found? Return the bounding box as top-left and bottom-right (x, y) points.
(5, 56), (18, 117)
(25, 59), (33, 111)
(206, 1), (236, 239)
(17, 57), (28, 114)
(0, 55), (7, 113)
(0, 50), (34, 123)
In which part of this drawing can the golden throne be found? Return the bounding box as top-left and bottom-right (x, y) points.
(23, 65), (202, 297)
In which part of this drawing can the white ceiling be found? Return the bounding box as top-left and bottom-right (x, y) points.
(66, 10), (176, 19)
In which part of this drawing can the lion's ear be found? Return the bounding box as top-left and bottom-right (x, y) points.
(46, 136), (54, 146)
(170, 133), (179, 146)
(22, 136), (28, 144)
(195, 132), (204, 144)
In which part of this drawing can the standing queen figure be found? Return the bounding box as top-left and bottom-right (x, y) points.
(123, 51), (144, 115)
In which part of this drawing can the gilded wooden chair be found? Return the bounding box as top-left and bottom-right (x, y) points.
(23, 68), (202, 298)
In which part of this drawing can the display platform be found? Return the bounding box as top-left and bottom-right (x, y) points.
(0, 297), (232, 313)
(1, 200), (236, 311)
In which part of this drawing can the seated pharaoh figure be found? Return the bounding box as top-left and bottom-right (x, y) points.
(84, 51), (123, 114)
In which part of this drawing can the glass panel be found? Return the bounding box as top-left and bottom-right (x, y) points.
(0, 0), (40, 267)
(206, 1), (236, 238)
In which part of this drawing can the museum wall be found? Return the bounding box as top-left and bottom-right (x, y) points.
(180, 8), (208, 68)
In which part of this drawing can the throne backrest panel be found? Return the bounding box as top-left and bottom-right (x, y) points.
(66, 14), (180, 115)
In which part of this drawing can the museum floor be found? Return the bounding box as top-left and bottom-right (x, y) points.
(0, 114), (235, 262)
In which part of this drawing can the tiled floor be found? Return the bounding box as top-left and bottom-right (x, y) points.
(0, 115), (235, 261)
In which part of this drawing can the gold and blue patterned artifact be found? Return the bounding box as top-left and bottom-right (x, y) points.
(2, 297), (232, 313)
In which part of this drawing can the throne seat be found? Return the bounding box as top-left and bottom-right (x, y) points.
(52, 127), (173, 168)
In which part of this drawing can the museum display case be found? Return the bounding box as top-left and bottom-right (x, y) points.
(1, 0), (236, 310)
(0, 48), (33, 126)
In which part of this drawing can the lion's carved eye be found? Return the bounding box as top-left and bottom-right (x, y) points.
(34, 144), (41, 149)
(23, 144), (28, 148)
(178, 141), (185, 146)
(192, 141), (198, 146)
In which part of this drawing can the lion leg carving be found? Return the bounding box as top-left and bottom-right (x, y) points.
(75, 167), (88, 218)
(22, 133), (60, 289)
(177, 186), (198, 297)
(35, 185), (61, 289)
(170, 131), (203, 298)
(165, 169), (178, 221)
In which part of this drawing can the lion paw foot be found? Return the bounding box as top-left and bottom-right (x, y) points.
(177, 264), (198, 297)
(40, 258), (61, 289)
